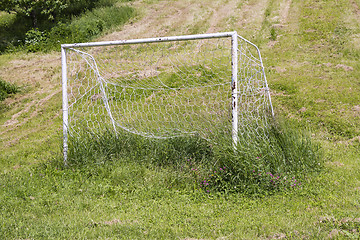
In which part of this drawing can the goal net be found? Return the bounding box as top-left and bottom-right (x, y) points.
(61, 32), (273, 162)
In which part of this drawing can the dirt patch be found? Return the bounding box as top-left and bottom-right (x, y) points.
(326, 161), (344, 167)
(348, 135), (360, 143)
(335, 64), (353, 71)
(13, 164), (21, 170)
(1, 88), (61, 134)
(2, 111), (60, 148)
(6, 55), (60, 71)
(351, 33), (360, 50)
(279, 0), (292, 24)
(238, 0), (269, 30)
(298, 107), (306, 113)
(183, 238), (207, 240)
(318, 62), (354, 71)
(206, 0), (239, 33)
(270, 91), (291, 97)
(322, 62), (333, 67)
(318, 217), (360, 239)
(267, 233), (286, 239)
(352, 105), (360, 113)
(267, 40), (278, 48)
(328, 229), (339, 239)
(102, 0), (271, 42)
(101, 1), (207, 41)
(319, 216), (336, 223)
(2, 89), (47, 127)
(103, 219), (124, 225)
(0, 54), (60, 85)
(274, 66), (286, 73)
(351, 0), (360, 16)
(335, 134), (360, 146)
(0, 52), (61, 148)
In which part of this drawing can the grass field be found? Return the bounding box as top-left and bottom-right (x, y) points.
(0, 0), (360, 239)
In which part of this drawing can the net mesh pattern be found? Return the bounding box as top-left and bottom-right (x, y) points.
(65, 35), (273, 141)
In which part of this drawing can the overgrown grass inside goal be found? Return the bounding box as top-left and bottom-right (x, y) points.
(65, 119), (323, 195)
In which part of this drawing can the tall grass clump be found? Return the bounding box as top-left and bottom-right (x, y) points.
(209, 120), (323, 194)
(65, 118), (323, 195)
(66, 129), (212, 167)
(0, 78), (18, 101)
(0, 78), (19, 112)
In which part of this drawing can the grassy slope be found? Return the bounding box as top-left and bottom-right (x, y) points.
(0, 0), (360, 239)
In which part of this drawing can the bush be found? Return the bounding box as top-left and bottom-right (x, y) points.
(24, 29), (48, 52)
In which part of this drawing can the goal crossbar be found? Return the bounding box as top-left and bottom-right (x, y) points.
(62, 32), (236, 49)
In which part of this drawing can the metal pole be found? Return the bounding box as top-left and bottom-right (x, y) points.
(231, 32), (238, 148)
(61, 32), (236, 49)
(61, 47), (69, 166)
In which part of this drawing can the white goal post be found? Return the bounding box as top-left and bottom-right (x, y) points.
(61, 31), (274, 164)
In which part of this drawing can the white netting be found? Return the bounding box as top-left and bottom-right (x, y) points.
(65, 34), (273, 141)
(236, 36), (273, 142)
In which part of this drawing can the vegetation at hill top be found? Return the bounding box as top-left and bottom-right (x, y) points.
(0, 0), (135, 52)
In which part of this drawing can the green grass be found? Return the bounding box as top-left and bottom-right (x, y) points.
(0, 141), (358, 239)
(261, 0), (360, 140)
(1, 0), (360, 238)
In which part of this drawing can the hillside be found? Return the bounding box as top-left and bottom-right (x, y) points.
(0, 0), (359, 239)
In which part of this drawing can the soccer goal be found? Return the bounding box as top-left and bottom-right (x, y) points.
(61, 31), (273, 164)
